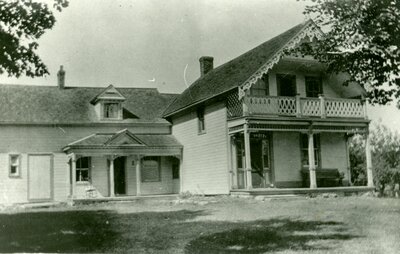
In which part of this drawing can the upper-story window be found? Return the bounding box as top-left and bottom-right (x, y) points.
(103, 102), (120, 119)
(250, 74), (269, 96)
(197, 107), (206, 134)
(277, 74), (296, 97)
(305, 76), (323, 98)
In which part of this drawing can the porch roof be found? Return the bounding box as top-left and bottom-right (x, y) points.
(63, 129), (182, 156)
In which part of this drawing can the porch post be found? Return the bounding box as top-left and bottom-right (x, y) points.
(244, 123), (252, 189)
(319, 94), (326, 118)
(231, 136), (238, 189)
(109, 157), (115, 197)
(71, 154), (77, 198)
(365, 132), (374, 187)
(308, 132), (317, 189)
(136, 155), (142, 196)
(295, 93), (301, 117)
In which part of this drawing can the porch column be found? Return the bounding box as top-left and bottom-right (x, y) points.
(308, 132), (317, 189)
(365, 132), (374, 187)
(231, 136), (238, 189)
(71, 154), (77, 198)
(109, 157), (115, 197)
(244, 123), (252, 189)
(136, 155), (142, 196)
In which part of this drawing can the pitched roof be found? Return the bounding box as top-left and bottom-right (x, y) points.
(163, 21), (315, 117)
(64, 129), (182, 149)
(0, 84), (178, 124)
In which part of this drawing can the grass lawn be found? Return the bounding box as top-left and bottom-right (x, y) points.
(0, 196), (399, 253)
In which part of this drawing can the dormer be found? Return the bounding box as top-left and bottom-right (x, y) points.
(91, 85), (126, 121)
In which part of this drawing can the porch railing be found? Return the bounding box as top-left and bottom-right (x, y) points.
(242, 94), (366, 119)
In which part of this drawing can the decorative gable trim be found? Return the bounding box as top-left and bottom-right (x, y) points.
(238, 20), (323, 99)
(90, 84), (126, 105)
(105, 129), (145, 146)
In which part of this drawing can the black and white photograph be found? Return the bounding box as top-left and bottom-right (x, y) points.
(0, 0), (399, 253)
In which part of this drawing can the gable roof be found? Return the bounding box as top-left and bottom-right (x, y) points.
(90, 84), (126, 104)
(0, 84), (177, 124)
(64, 129), (182, 150)
(163, 20), (321, 117)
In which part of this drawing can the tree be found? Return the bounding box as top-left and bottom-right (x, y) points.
(350, 124), (400, 195)
(0, 0), (68, 78)
(299, 0), (400, 106)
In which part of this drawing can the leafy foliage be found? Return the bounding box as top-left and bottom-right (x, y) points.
(0, 0), (68, 78)
(299, 0), (400, 106)
(350, 124), (400, 194)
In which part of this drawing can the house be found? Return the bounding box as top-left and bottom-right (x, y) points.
(163, 20), (373, 195)
(0, 20), (373, 204)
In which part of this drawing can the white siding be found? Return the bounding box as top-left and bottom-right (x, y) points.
(320, 133), (349, 181)
(172, 102), (230, 195)
(0, 153), (28, 204)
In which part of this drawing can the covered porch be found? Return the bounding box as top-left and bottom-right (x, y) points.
(228, 117), (373, 191)
(63, 129), (182, 200)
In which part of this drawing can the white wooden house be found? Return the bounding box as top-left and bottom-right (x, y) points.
(0, 21), (373, 204)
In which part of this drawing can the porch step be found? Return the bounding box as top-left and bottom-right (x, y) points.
(72, 194), (179, 205)
(20, 202), (62, 209)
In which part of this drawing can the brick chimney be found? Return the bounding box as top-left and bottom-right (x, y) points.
(57, 65), (65, 89)
(199, 56), (214, 77)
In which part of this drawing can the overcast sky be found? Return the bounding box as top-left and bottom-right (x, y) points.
(0, 0), (398, 131)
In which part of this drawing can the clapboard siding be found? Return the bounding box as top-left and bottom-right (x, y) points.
(273, 132), (302, 183)
(172, 102), (230, 194)
(320, 133), (349, 181)
(0, 153), (28, 204)
(91, 156), (109, 197)
(53, 153), (69, 201)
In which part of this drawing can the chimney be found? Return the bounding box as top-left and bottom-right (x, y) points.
(57, 65), (65, 89)
(199, 56), (214, 77)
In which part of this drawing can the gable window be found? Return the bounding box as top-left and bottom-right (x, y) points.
(250, 74), (269, 96)
(277, 74), (297, 97)
(141, 156), (161, 182)
(305, 76), (323, 98)
(103, 103), (120, 119)
(76, 157), (90, 182)
(9, 154), (21, 177)
(300, 134), (321, 168)
(171, 157), (180, 179)
(197, 107), (206, 134)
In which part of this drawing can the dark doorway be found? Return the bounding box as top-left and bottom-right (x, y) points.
(277, 74), (297, 97)
(114, 157), (126, 195)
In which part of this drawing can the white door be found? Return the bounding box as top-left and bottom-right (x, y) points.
(28, 155), (52, 201)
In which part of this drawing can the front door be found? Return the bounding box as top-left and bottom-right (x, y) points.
(28, 155), (52, 201)
(114, 157), (126, 195)
(251, 134), (273, 188)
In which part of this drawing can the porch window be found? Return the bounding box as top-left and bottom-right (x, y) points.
(250, 74), (269, 96)
(142, 156), (161, 182)
(171, 157), (180, 179)
(277, 74), (296, 97)
(103, 102), (120, 119)
(305, 76), (323, 98)
(9, 154), (21, 177)
(76, 157), (90, 182)
(300, 134), (320, 168)
(197, 107), (206, 134)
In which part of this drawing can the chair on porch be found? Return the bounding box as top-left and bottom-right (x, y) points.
(85, 185), (98, 198)
(301, 168), (344, 187)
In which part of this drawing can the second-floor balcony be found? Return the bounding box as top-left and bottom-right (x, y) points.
(227, 94), (367, 120)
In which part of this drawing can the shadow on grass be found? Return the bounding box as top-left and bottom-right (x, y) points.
(185, 219), (359, 254)
(0, 209), (204, 253)
(0, 209), (360, 253)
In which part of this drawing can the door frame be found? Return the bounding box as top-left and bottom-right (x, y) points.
(27, 153), (54, 202)
(250, 132), (275, 187)
(113, 156), (126, 195)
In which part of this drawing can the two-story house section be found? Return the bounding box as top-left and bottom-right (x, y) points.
(164, 20), (374, 195)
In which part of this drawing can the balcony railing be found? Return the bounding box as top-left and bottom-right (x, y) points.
(240, 94), (367, 119)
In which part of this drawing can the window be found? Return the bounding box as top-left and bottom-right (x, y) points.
(300, 134), (320, 168)
(250, 74), (269, 96)
(76, 157), (90, 182)
(141, 156), (161, 182)
(9, 154), (20, 177)
(305, 76), (323, 98)
(197, 107), (206, 134)
(171, 157), (180, 179)
(277, 74), (297, 97)
(103, 103), (120, 119)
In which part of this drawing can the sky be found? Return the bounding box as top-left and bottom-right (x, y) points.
(0, 0), (398, 131)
